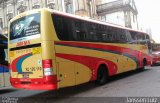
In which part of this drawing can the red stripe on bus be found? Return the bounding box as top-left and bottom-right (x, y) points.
(55, 41), (137, 56)
(55, 41), (151, 67)
(11, 53), (32, 72)
(56, 53), (118, 80)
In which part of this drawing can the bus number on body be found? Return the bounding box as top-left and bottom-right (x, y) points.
(25, 66), (42, 72)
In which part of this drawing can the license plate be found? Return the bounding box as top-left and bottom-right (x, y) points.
(23, 73), (29, 78)
(157, 61), (160, 63)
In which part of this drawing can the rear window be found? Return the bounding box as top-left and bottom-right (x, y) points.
(10, 13), (40, 43)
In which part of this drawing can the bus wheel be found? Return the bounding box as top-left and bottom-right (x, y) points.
(96, 65), (108, 85)
(141, 59), (147, 71)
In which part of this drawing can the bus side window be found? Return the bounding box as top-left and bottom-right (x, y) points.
(105, 27), (114, 43)
(95, 24), (105, 42)
(141, 34), (146, 45)
(52, 15), (66, 40)
(86, 22), (92, 41)
(136, 33), (146, 45)
(136, 34), (141, 44)
(146, 35), (152, 50)
(74, 20), (87, 41)
(91, 23), (98, 41)
(130, 31), (138, 44)
(116, 28), (127, 43)
(87, 22), (97, 42)
(52, 14), (73, 41)
(102, 34), (107, 42)
(125, 30), (133, 43)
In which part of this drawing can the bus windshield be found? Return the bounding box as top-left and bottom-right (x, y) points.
(10, 13), (40, 43)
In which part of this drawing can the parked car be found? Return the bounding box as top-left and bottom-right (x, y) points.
(152, 51), (160, 66)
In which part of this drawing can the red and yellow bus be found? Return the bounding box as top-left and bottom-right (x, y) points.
(8, 8), (152, 90)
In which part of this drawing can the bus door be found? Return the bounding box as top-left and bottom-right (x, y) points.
(75, 51), (92, 85)
(57, 61), (75, 88)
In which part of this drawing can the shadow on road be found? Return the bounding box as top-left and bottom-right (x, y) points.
(20, 83), (98, 103)
(151, 64), (160, 67)
(108, 68), (150, 83)
(20, 69), (151, 103)
(0, 89), (17, 94)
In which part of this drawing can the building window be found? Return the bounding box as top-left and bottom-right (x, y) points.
(32, 0), (41, 9)
(17, 0), (27, 14)
(47, 0), (55, 3)
(101, 16), (106, 21)
(133, 15), (135, 22)
(0, 18), (3, 29)
(7, 3), (12, 13)
(17, 5), (27, 14)
(47, 0), (55, 9)
(7, 2), (13, 21)
(32, 4), (40, 9)
(32, 0), (39, 4)
(87, 0), (92, 17)
(65, 0), (73, 14)
(6, 13), (13, 21)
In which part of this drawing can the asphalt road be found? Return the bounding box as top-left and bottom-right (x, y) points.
(0, 66), (160, 103)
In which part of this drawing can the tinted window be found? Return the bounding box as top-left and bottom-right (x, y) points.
(74, 20), (87, 41)
(116, 29), (127, 43)
(146, 35), (152, 49)
(136, 33), (146, 44)
(125, 30), (133, 43)
(52, 14), (76, 41)
(52, 14), (129, 43)
(130, 31), (144, 44)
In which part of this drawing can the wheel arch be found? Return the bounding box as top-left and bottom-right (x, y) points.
(95, 61), (110, 80)
(143, 58), (147, 66)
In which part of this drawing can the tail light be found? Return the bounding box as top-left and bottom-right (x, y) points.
(42, 59), (53, 76)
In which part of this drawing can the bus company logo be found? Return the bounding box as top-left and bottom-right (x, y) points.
(16, 40), (30, 47)
(14, 22), (24, 37)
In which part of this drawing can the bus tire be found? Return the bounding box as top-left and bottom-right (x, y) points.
(95, 65), (108, 85)
(141, 59), (147, 71)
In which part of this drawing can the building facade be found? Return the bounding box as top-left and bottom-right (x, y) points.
(0, 0), (139, 35)
(0, 0), (101, 35)
(97, 0), (139, 30)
